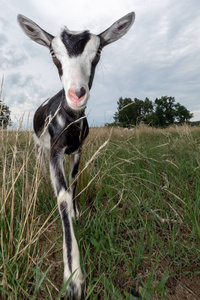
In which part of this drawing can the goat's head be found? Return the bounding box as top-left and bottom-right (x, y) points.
(17, 13), (135, 111)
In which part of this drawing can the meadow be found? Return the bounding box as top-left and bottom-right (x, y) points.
(0, 123), (200, 299)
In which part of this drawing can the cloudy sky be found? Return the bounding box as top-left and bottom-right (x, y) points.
(1, 0), (200, 127)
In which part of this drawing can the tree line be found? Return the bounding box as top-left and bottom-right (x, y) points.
(113, 96), (193, 128)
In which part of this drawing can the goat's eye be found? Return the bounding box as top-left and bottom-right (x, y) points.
(93, 54), (100, 64)
(92, 48), (101, 65)
(50, 48), (56, 58)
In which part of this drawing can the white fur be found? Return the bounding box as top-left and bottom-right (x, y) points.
(58, 189), (73, 216)
(57, 114), (65, 129)
(33, 132), (51, 150)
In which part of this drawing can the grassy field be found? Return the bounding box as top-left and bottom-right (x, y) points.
(0, 123), (200, 299)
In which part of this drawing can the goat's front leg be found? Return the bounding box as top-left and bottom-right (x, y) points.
(50, 147), (83, 299)
(69, 149), (81, 220)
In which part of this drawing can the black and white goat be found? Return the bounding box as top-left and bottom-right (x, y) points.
(17, 12), (135, 299)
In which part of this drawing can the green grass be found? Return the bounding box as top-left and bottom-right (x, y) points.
(0, 124), (200, 299)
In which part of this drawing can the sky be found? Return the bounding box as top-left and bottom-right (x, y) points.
(0, 0), (200, 127)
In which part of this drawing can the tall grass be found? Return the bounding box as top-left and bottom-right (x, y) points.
(0, 122), (200, 299)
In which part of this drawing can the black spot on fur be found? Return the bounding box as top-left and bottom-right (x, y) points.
(61, 30), (91, 57)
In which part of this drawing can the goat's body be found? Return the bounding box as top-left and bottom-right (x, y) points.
(33, 90), (89, 298)
(17, 12), (135, 299)
(33, 90), (89, 154)
(34, 90), (89, 299)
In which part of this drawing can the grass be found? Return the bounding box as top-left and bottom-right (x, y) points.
(0, 122), (200, 299)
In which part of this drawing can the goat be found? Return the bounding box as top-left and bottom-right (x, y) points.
(17, 12), (135, 299)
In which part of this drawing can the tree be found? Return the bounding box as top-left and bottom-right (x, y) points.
(154, 96), (193, 126)
(154, 96), (176, 126)
(114, 97), (135, 127)
(174, 103), (193, 124)
(113, 95), (193, 128)
(0, 80), (11, 128)
(114, 97), (155, 127)
(141, 97), (155, 125)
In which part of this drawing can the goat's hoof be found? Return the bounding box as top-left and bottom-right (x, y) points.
(61, 281), (83, 300)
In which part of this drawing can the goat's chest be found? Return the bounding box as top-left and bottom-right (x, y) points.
(48, 119), (88, 155)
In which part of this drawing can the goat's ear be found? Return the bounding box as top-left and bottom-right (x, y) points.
(99, 12), (135, 47)
(17, 14), (53, 48)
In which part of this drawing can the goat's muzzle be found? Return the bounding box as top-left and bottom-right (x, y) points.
(67, 87), (88, 110)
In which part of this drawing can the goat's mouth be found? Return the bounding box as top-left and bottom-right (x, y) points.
(67, 89), (88, 110)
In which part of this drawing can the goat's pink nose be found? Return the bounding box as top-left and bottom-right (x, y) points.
(68, 88), (86, 104)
